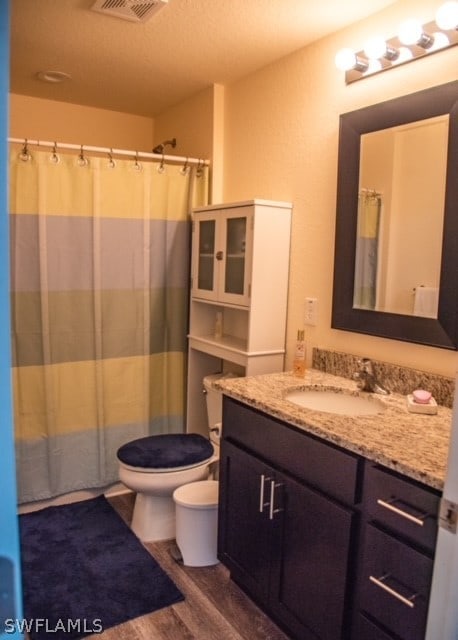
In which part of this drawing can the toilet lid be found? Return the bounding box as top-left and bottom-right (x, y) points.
(117, 433), (214, 470)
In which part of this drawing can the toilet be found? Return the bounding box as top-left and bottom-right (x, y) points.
(117, 372), (229, 542)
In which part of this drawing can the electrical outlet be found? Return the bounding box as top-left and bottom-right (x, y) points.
(304, 297), (318, 326)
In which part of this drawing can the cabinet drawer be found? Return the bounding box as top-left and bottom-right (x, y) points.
(360, 524), (433, 640)
(222, 396), (360, 505)
(354, 615), (395, 640)
(364, 464), (440, 553)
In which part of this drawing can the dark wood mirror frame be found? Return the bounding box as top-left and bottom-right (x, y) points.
(332, 80), (458, 350)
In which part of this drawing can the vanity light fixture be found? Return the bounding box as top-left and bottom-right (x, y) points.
(335, 1), (458, 83)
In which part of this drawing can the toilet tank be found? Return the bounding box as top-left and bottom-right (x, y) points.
(203, 373), (237, 432)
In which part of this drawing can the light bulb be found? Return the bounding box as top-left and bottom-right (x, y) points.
(363, 36), (388, 59)
(435, 1), (458, 29)
(398, 18), (434, 48)
(335, 48), (369, 73)
(363, 59), (383, 75)
(392, 46), (414, 64)
(335, 48), (357, 71)
(429, 31), (450, 50)
(398, 19), (424, 44)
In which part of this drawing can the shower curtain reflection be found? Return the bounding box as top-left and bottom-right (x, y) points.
(9, 149), (208, 503)
(353, 190), (382, 310)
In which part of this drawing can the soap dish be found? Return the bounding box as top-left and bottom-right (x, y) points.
(406, 394), (438, 415)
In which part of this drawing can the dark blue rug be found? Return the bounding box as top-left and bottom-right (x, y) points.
(19, 495), (184, 639)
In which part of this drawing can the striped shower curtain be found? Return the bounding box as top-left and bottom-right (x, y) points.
(9, 148), (208, 503)
(353, 191), (381, 310)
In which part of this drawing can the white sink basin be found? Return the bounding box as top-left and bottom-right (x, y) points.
(284, 387), (386, 416)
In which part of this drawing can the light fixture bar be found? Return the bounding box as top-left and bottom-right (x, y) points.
(341, 19), (458, 84)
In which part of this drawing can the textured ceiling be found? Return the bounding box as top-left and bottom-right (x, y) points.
(10, 0), (398, 117)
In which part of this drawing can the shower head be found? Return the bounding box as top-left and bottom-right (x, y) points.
(152, 138), (177, 154)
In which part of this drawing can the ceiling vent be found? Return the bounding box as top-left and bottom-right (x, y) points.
(91, 0), (168, 23)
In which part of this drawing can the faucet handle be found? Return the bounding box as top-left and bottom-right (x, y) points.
(358, 357), (373, 372)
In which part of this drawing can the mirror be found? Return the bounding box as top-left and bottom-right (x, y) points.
(356, 115), (448, 317)
(332, 81), (458, 349)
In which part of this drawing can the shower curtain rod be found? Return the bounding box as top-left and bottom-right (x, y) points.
(8, 137), (209, 166)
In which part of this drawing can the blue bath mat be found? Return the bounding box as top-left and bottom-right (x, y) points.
(18, 495), (184, 639)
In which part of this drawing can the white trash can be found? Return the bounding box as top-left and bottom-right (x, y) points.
(173, 480), (219, 567)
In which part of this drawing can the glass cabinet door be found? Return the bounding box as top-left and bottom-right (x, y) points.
(224, 217), (246, 296)
(197, 219), (216, 293)
(192, 208), (252, 307)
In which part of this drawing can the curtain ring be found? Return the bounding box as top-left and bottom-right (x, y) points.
(196, 158), (204, 178)
(50, 141), (60, 164)
(19, 138), (31, 162)
(180, 157), (189, 175)
(133, 151), (142, 171)
(108, 148), (116, 169)
(78, 144), (88, 167)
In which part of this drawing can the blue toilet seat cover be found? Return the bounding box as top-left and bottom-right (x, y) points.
(117, 433), (214, 469)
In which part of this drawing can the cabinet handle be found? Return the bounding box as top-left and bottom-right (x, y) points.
(259, 474), (272, 513)
(377, 498), (427, 527)
(269, 480), (283, 520)
(216, 250), (224, 261)
(369, 574), (417, 609)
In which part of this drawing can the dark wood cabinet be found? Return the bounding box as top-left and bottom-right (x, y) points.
(354, 464), (441, 640)
(219, 397), (360, 640)
(269, 473), (355, 640)
(218, 396), (441, 640)
(218, 440), (275, 603)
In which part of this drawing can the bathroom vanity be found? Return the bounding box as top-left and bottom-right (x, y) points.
(216, 370), (451, 640)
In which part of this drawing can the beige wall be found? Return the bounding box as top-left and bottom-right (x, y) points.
(9, 94), (154, 150)
(222, 0), (458, 377)
(154, 84), (225, 201)
(153, 86), (214, 160)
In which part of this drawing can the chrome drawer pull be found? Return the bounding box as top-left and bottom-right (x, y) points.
(369, 574), (417, 609)
(269, 480), (284, 520)
(377, 498), (427, 527)
(259, 474), (272, 513)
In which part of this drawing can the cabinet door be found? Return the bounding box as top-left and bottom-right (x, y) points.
(218, 208), (252, 306)
(270, 474), (355, 640)
(191, 215), (218, 301)
(218, 440), (274, 603)
(191, 208), (253, 306)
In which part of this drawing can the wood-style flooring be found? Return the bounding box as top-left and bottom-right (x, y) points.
(89, 492), (291, 640)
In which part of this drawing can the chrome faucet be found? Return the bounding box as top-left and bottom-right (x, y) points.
(353, 358), (390, 395)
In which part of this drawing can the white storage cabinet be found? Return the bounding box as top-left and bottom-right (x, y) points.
(186, 199), (292, 435)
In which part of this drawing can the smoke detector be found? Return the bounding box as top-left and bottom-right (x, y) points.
(91, 0), (168, 23)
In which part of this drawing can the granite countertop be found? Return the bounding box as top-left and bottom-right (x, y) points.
(214, 369), (452, 491)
